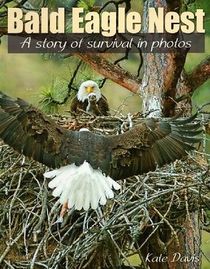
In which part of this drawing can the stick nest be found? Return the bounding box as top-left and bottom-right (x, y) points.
(0, 114), (210, 269)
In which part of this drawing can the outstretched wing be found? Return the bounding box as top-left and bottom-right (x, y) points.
(0, 92), (70, 168)
(108, 116), (201, 179)
(0, 92), (201, 180)
(0, 92), (111, 170)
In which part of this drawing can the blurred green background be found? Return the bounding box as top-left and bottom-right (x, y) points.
(0, 0), (210, 268)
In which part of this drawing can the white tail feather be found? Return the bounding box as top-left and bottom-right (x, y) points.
(44, 161), (121, 211)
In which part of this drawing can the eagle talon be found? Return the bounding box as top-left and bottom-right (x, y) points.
(60, 201), (69, 219)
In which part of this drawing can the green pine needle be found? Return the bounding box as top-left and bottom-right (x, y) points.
(78, 0), (96, 11)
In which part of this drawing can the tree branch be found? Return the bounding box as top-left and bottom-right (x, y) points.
(176, 57), (210, 114)
(187, 56), (210, 91)
(0, 27), (7, 34)
(75, 53), (141, 93)
(0, 26), (141, 93)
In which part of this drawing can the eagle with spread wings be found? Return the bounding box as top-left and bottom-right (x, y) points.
(0, 91), (201, 212)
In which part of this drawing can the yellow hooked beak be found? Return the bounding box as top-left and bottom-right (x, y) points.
(86, 86), (94, 93)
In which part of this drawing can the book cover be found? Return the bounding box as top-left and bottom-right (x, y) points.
(0, 1), (210, 268)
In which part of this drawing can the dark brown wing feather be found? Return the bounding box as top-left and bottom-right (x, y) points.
(0, 92), (70, 168)
(97, 94), (110, 116)
(70, 96), (87, 115)
(108, 116), (201, 179)
(0, 92), (201, 180)
(0, 92), (111, 170)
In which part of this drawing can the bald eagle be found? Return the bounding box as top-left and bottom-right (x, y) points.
(70, 80), (109, 116)
(0, 92), (201, 211)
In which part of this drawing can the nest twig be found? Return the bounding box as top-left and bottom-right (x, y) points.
(0, 114), (210, 269)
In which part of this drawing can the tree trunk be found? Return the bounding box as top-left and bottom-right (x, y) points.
(140, 0), (187, 118)
(139, 0), (201, 268)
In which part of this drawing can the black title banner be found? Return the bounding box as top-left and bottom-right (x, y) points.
(8, 33), (205, 53)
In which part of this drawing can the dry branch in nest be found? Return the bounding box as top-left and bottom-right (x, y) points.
(0, 114), (210, 269)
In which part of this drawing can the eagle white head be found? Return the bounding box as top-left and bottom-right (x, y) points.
(77, 80), (101, 102)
